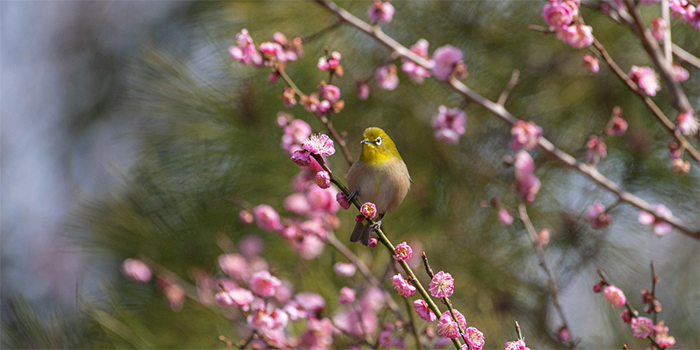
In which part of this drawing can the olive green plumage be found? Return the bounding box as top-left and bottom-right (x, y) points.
(347, 127), (411, 245)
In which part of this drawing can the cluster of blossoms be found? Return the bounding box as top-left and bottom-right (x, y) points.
(510, 120), (541, 151)
(628, 66), (661, 96)
(229, 29), (302, 76)
(585, 201), (612, 229)
(367, 0), (395, 24)
(402, 39), (432, 84)
(513, 151), (541, 202)
(593, 279), (675, 347)
(669, 0), (700, 30)
(638, 204), (674, 236)
(675, 111), (699, 136)
(542, 0), (594, 49)
(121, 258), (185, 311)
(431, 106), (467, 145)
(585, 135), (607, 164)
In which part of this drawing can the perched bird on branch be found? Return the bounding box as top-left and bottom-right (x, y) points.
(347, 127), (410, 245)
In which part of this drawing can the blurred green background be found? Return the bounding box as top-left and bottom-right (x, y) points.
(2, 1), (698, 349)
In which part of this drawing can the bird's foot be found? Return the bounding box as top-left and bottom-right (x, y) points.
(370, 220), (382, 232)
(347, 190), (359, 202)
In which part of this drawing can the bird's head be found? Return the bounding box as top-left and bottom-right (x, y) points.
(359, 127), (402, 164)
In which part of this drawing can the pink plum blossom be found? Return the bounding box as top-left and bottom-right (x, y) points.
(429, 271), (455, 298)
(413, 299), (437, 322)
(121, 259), (152, 283)
(320, 84), (341, 102)
(620, 309), (636, 324)
(557, 326), (571, 343)
(557, 24), (593, 48)
(538, 228), (551, 247)
(391, 273), (416, 297)
(291, 150), (311, 167)
(638, 204), (674, 236)
(299, 318), (334, 350)
(250, 271), (281, 297)
(283, 301), (307, 321)
(510, 120), (542, 151)
(360, 202), (377, 220)
(295, 292), (326, 314)
(583, 54), (599, 73)
(303, 134), (336, 156)
(432, 45), (464, 81)
(432, 106), (466, 145)
(253, 205), (281, 231)
(543, 1), (574, 28)
(229, 288), (255, 307)
(585, 201), (611, 229)
(657, 333), (676, 347)
(606, 115), (628, 136)
(247, 308), (274, 330)
(317, 57), (330, 71)
(368, 237), (379, 247)
(504, 339), (528, 350)
(593, 281), (605, 293)
(402, 39), (431, 83)
(434, 128), (461, 145)
(437, 310), (466, 339)
(604, 285), (626, 307)
(229, 29), (263, 66)
(464, 327), (485, 350)
(650, 17), (667, 41)
(629, 66), (661, 96)
(215, 291), (234, 307)
(631, 317), (654, 338)
(367, 1), (395, 23)
(513, 151), (540, 202)
(676, 111), (698, 136)
(336, 192), (351, 210)
(219, 254), (248, 279)
(355, 80), (370, 100)
(315, 171), (331, 189)
(498, 209), (514, 225)
(239, 235), (264, 257)
(586, 135), (607, 163)
(673, 63), (689, 82)
(284, 193), (311, 215)
(239, 210), (254, 224)
(333, 262), (356, 277)
(393, 242), (413, 261)
(338, 287), (356, 304)
(376, 64), (399, 90)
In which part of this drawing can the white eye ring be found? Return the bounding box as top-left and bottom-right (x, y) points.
(375, 137), (382, 145)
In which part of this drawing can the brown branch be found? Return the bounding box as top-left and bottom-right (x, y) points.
(591, 38), (700, 163)
(497, 69), (520, 106)
(518, 204), (576, 350)
(623, 0), (693, 113)
(315, 0), (700, 240)
(326, 232), (405, 322)
(277, 68), (354, 166)
(672, 44), (700, 69)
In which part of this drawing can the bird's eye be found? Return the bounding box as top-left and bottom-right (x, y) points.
(375, 137), (382, 145)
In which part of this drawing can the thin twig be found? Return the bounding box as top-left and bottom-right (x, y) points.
(515, 321), (523, 340)
(315, 0), (700, 239)
(650, 262), (658, 325)
(301, 20), (342, 43)
(311, 153), (461, 350)
(596, 269), (665, 349)
(518, 204), (576, 350)
(661, 0), (672, 64)
(590, 38), (700, 163)
(326, 232), (406, 322)
(277, 68), (354, 165)
(672, 44), (700, 69)
(403, 297), (424, 350)
(623, 0), (693, 113)
(497, 69), (520, 106)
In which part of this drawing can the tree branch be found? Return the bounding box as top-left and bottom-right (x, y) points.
(314, 0), (699, 239)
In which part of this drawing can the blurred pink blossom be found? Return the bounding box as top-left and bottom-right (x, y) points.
(250, 271), (281, 297)
(355, 80), (370, 100)
(629, 66), (661, 96)
(432, 45), (464, 81)
(542, 1), (574, 28)
(315, 171), (331, 189)
(402, 39), (431, 83)
(557, 24), (593, 48)
(510, 120), (542, 151)
(239, 235), (264, 257)
(638, 204), (674, 236)
(239, 210), (254, 224)
(299, 318), (334, 350)
(230, 288), (255, 307)
(583, 54), (599, 73)
(498, 209), (514, 225)
(219, 254), (249, 279)
(121, 258), (152, 283)
(376, 64), (399, 90)
(650, 17), (667, 41)
(604, 285), (626, 307)
(606, 115), (628, 136)
(367, 1), (395, 23)
(585, 201), (611, 229)
(296, 292), (326, 315)
(292, 234), (325, 259)
(284, 193), (311, 215)
(229, 29), (263, 66)
(631, 317), (654, 338)
(338, 287), (356, 304)
(215, 291), (234, 307)
(333, 262), (356, 277)
(620, 309), (636, 324)
(673, 63), (689, 82)
(676, 111), (698, 136)
(320, 84), (341, 102)
(586, 135), (607, 163)
(432, 106), (466, 145)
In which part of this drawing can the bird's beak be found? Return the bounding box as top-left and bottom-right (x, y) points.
(360, 139), (372, 145)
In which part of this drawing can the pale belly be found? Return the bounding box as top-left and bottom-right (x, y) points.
(346, 159), (410, 214)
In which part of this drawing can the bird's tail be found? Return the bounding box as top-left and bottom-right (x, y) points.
(350, 218), (371, 246)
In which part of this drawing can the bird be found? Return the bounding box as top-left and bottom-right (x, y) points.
(346, 127), (411, 245)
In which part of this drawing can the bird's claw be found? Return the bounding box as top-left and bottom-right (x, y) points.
(347, 190), (358, 202)
(370, 220), (382, 232)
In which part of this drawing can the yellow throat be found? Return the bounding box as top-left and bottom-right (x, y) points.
(359, 127), (403, 165)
